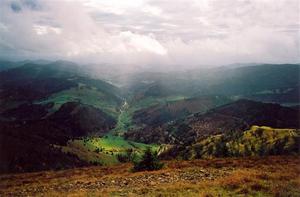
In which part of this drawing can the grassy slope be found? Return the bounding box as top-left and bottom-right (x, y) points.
(190, 126), (299, 158)
(61, 135), (160, 166)
(113, 109), (133, 132)
(82, 135), (159, 153)
(36, 84), (119, 118)
(112, 100), (136, 135)
(1, 156), (299, 196)
(240, 126), (298, 153)
(111, 95), (188, 135)
(113, 95), (189, 133)
(37, 87), (166, 166)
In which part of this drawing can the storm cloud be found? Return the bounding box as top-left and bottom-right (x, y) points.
(0, 0), (299, 68)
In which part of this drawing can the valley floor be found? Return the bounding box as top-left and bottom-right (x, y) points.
(0, 156), (299, 196)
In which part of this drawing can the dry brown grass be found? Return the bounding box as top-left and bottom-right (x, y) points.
(0, 156), (299, 196)
(215, 157), (300, 196)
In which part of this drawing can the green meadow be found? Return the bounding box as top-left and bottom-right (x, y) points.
(62, 135), (160, 166)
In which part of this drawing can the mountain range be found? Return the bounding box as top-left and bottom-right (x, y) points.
(0, 60), (299, 173)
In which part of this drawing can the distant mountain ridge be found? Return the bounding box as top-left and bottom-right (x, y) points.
(125, 100), (300, 144)
(132, 95), (231, 127)
(125, 64), (300, 106)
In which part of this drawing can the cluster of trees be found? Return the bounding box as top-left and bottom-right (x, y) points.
(132, 148), (164, 172)
(117, 148), (164, 172)
(94, 147), (104, 153)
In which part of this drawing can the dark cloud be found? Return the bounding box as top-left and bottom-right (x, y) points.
(10, 1), (22, 13)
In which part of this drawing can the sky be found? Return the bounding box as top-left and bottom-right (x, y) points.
(0, 0), (299, 69)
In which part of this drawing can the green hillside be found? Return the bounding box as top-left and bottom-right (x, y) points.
(0, 62), (123, 117)
(61, 135), (160, 165)
(173, 126), (299, 160)
(37, 84), (120, 118)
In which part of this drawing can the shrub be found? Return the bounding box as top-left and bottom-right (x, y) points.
(94, 148), (100, 153)
(132, 148), (164, 172)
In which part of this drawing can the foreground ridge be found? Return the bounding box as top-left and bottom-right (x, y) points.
(0, 156), (299, 196)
